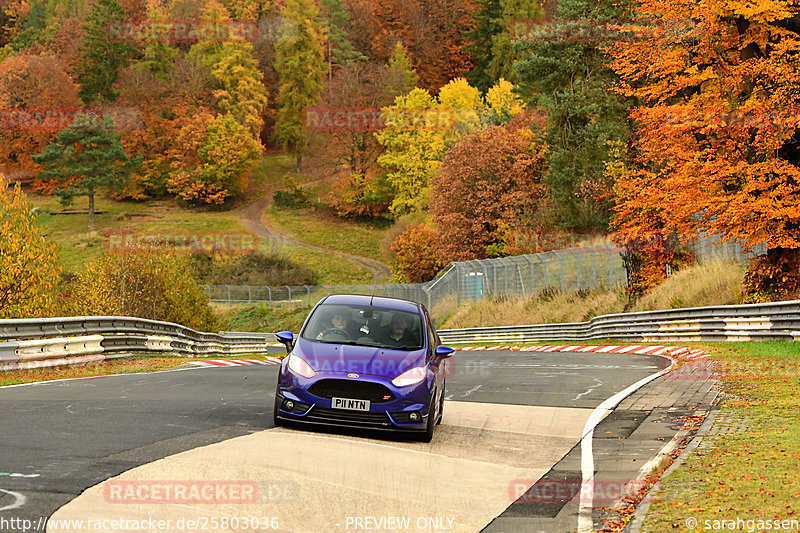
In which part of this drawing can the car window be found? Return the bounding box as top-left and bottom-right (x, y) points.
(300, 304), (424, 350)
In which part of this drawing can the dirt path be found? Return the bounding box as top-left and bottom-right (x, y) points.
(240, 197), (392, 284)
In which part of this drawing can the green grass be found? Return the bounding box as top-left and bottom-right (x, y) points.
(215, 303), (312, 333)
(641, 341), (800, 532)
(264, 205), (392, 264)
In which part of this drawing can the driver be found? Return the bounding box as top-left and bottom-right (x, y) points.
(317, 310), (358, 339)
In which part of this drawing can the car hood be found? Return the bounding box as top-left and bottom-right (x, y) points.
(294, 338), (425, 378)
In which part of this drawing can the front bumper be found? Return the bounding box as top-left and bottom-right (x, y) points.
(276, 370), (433, 432)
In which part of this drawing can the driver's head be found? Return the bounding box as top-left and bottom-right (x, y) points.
(330, 311), (348, 329)
(390, 314), (409, 336)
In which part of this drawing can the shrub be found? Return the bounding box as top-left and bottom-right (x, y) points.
(65, 249), (218, 331)
(0, 175), (61, 318)
(273, 174), (313, 209)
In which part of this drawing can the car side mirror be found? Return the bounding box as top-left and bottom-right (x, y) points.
(275, 331), (294, 353)
(435, 346), (455, 358)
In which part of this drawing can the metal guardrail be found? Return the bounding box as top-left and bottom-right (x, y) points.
(1, 300), (797, 372)
(437, 300), (800, 344)
(0, 316), (275, 371)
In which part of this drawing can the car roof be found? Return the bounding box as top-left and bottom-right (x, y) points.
(321, 294), (421, 314)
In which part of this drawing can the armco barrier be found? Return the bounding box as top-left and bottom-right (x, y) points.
(0, 316), (275, 371)
(437, 300), (800, 344)
(1, 301), (798, 371)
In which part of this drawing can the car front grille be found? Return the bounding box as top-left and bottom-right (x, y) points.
(305, 407), (392, 428)
(307, 379), (396, 403)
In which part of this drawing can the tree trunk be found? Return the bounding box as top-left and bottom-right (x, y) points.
(88, 187), (95, 230)
(296, 153), (302, 172)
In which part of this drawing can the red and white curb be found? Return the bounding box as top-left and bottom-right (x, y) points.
(187, 357), (282, 368)
(457, 344), (707, 361)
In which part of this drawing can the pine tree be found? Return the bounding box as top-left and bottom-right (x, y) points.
(75, 0), (135, 103)
(273, 0), (326, 170)
(386, 42), (419, 96)
(464, 0), (504, 92)
(514, 0), (632, 230)
(319, 0), (366, 82)
(33, 114), (138, 230)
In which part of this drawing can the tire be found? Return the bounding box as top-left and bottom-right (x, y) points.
(418, 390), (437, 442)
(436, 384), (444, 425)
(273, 388), (283, 428)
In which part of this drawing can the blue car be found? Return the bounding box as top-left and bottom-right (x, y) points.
(273, 294), (454, 442)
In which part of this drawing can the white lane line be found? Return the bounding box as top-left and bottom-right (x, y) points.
(576, 361), (675, 532)
(0, 489), (26, 511)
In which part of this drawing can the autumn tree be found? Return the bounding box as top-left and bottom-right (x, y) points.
(319, 0), (366, 82)
(33, 114), (137, 229)
(608, 0), (800, 298)
(166, 112), (262, 205)
(0, 174), (61, 318)
(385, 42), (419, 96)
(274, 0), (326, 170)
(75, 0), (136, 103)
(515, 0), (632, 231)
(391, 223), (444, 283)
(431, 120), (550, 262)
(0, 53), (82, 180)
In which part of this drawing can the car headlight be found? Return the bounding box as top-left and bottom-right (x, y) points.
(288, 355), (316, 378)
(391, 366), (427, 387)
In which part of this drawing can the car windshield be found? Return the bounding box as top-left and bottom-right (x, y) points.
(300, 304), (424, 351)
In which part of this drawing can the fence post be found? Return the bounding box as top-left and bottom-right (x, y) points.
(576, 252), (581, 290)
(227, 285), (231, 302)
(247, 285), (252, 304)
(559, 256), (565, 291)
(609, 251), (614, 287)
(306, 286), (311, 306)
(592, 252), (598, 289)
(286, 286), (291, 302)
(267, 287), (272, 308)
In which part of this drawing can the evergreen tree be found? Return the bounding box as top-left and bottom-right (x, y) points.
(75, 0), (135, 103)
(274, 0), (326, 170)
(465, 0), (541, 92)
(386, 42), (419, 96)
(319, 0), (366, 81)
(33, 114), (138, 230)
(514, 0), (632, 230)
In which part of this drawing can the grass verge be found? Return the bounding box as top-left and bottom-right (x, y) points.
(640, 341), (800, 532)
(0, 353), (278, 387)
(440, 261), (746, 328)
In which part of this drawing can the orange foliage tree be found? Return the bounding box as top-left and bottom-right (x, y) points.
(0, 174), (61, 318)
(431, 119), (550, 262)
(390, 222), (444, 282)
(0, 53), (82, 182)
(608, 0), (800, 298)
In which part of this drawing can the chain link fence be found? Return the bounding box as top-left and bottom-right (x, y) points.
(206, 243), (629, 311)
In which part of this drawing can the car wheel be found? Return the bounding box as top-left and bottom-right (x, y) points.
(418, 390), (437, 443)
(273, 388), (282, 428)
(436, 385), (444, 426)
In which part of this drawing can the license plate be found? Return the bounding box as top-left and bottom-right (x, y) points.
(331, 397), (370, 411)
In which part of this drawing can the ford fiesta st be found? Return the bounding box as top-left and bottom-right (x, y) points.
(273, 294), (454, 442)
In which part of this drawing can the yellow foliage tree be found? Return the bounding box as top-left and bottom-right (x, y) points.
(0, 174), (61, 318)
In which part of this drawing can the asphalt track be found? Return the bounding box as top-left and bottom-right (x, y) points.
(0, 350), (666, 532)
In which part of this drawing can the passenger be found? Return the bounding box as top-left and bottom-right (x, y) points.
(380, 313), (418, 348)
